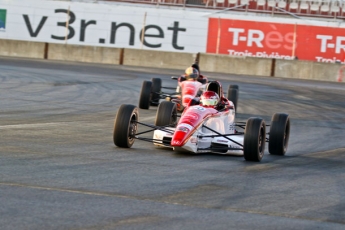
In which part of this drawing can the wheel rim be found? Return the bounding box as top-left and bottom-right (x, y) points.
(128, 113), (137, 141)
(283, 120), (290, 152)
(258, 126), (264, 158)
(283, 129), (287, 151)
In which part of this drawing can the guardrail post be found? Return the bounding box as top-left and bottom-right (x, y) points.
(44, 43), (48, 59)
(119, 48), (124, 65)
(270, 58), (276, 77)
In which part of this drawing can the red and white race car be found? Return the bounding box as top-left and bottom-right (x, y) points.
(114, 82), (290, 162)
(138, 65), (239, 112)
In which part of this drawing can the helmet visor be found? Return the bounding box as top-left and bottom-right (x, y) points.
(202, 99), (218, 106)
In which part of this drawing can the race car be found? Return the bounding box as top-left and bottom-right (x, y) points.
(138, 75), (239, 113)
(114, 89), (290, 162)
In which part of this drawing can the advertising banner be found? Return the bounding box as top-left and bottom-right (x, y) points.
(296, 25), (345, 63)
(0, 0), (208, 53)
(206, 18), (345, 63)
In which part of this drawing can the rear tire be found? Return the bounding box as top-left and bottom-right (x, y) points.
(228, 85), (239, 91)
(151, 78), (162, 106)
(227, 88), (238, 112)
(113, 104), (139, 148)
(269, 113), (290, 155)
(155, 101), (177, 127)
(243, 117), (266, 162)
(139, 80), (152, 109)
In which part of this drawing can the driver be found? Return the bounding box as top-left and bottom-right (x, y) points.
(191, 63), (207, 84)
(190, 90), (233, 111)
(184, 66), (199, 81)
(200, 91), (220, 108)
(179, 66), (207, 84)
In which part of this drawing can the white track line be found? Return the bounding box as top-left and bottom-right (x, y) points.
(0, 122), (74, 129)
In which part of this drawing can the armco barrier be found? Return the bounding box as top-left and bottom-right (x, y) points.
(0, 39), (45, 59)
(199, 53), (272, 77)
(275, 59), (341, 82)
(48, 43), (121, 65)
(123, 49), (196, 70)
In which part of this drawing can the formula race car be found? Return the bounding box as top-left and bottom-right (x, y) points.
(138, 77), (239, 113)
(113, 93), (290, 162)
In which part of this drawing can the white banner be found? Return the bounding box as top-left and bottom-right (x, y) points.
(0, 0), (209, 53)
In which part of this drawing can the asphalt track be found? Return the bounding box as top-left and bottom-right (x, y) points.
(0, 56), (344, 230)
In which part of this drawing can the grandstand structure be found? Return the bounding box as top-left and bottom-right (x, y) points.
(98, 0), (345, 20)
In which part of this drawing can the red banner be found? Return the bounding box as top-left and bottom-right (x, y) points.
(207, 18), (345, 63)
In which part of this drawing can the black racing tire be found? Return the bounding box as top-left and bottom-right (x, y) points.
(155, 101), (177, 127)
(113, 104), (139, 148)
(139, 80), (152, 109)
(269, 113), (290, 156)
(243, 117), (266, 162)
(227, 88), (238, 112)
(228, 85), (239, 91)
(151, 78), (162, 106)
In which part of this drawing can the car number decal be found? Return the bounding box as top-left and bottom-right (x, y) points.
(192, 106), (206, 111)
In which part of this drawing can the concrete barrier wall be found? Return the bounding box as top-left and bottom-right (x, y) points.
(0, 39), (343, 83)
(48, 43), (121, 65)
(0, 39), (45, 59)
(199, 53), (272, 77)
(275, 59), (341, 82)
(123, 49), (196, 70)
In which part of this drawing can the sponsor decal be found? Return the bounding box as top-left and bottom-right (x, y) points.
(217, 139), (228, 143)
(178, 126), (190, 132)
(21, 9), (188, 49)
(229, 124), (235, 131)
(300, 27), (345, 63)
(190, 137), (198, 144)
(0, 9), (6, 31)
(172, 140), (181, 145)
(192, 106), (206, 111)
(207, 19), (294, 59)
(198, 150), (209, 153)
(177, 123), (193, 132)
(183, 113), (199, 120)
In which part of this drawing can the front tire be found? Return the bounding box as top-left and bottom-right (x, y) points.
(155, 101), (177, 127)
(243, 117), (266, 162)
(269, 113), (290, 155)
(113, 104), (139, 148)
(139, 80), (152, 109)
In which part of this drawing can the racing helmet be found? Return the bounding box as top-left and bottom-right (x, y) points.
(200, 91), (220, 107)
(185, 67), (199, 80)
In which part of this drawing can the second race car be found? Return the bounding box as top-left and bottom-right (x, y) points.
(138, 64), (239, 112)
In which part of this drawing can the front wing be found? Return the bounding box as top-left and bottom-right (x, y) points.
(153, 125), (244, 155)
